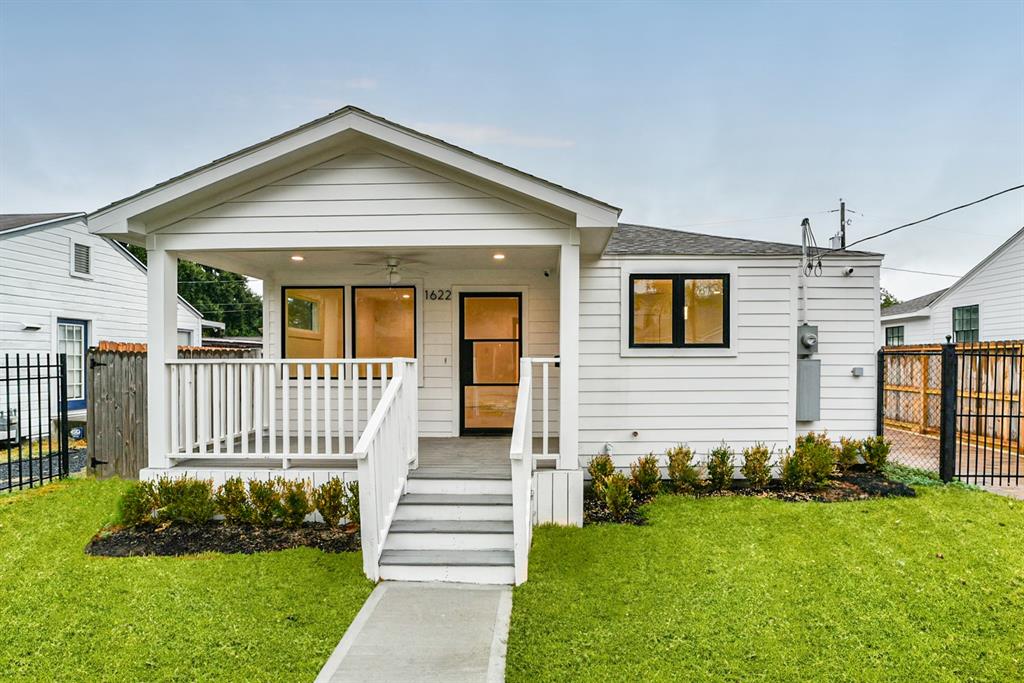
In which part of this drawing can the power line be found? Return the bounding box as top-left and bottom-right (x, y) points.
(844, 184), (1024, 250)
(881, 266), (961, 278)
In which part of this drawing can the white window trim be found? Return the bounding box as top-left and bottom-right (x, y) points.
(68, 238), (94, 280)
(619, 261), (739, 358)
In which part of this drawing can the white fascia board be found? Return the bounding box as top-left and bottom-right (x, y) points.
(87, 109), (620, 234)
(0, 213), (86, 240)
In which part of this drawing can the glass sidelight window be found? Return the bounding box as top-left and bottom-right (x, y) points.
(629, 274), (729, 348)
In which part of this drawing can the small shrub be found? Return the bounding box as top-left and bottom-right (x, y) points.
(602, 472), (635, 522)
(155, 477), (216, 524)
(214, 477), (252, 523)
(794, 432), (835, 489)
(278, 478), (312, 528)
(667, 444), (701, 493)
(587, 453), (615, 490)
(740, 443), (773, 490)
(836, 437), (862, 474)
(248, 479), (282, 525)
(861, 435), (891, 473)
(629, 453), (662, 501)
(343, 480), (360, 527)
(118, 480), (156, 526)
(706, 442), (735, 492)
(312, 477), (347, 527)
(779, 447), (808, 490)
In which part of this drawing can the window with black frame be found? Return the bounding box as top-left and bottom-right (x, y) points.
(885, 326), (905, 346)
(629, 274), (729, 348)
(952, 305), (979, 343)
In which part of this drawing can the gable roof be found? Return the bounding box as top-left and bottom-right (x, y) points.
(88, 106), (620, 233)
(881, 288), (948, 317)
(605, 223), (882, 257)
(0, 212), (83, 235)
(880, 226), (1024, 319)
(924, 226), (1024, 310)
(0, 211), (206, 323)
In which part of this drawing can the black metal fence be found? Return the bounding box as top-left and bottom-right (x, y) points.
(1, 354), (69, 492)
(879, 341), (1023, 486)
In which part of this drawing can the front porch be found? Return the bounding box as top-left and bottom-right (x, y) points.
(156, 435), (560, 479)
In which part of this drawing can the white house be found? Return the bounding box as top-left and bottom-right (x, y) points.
(86, 106), (883, 584)
(0, 212), (207, 423)
(881, 227), (1024, 345)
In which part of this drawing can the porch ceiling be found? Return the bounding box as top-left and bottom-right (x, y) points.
(179, 245), (560, 279)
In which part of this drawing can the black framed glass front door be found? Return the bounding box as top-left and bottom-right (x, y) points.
(460, 293), (522, 434)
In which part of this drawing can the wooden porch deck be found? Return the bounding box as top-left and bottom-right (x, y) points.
(172, 436), (557, 479)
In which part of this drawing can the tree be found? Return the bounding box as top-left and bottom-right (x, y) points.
(880, 287), (901, 309)
(121, 243), (262, 337)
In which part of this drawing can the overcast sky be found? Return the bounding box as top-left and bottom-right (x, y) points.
(1, 1), (1021, 301)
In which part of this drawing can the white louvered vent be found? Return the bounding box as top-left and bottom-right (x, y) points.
(72, 243), (91, 275)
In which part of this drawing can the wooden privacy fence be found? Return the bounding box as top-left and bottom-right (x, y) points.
(86, 343), (259, 479)
(881, 341), (1023, 455)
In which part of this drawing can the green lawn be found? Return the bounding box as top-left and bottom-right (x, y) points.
(0, 478), (374, 682)
(508, 488), (1024, 682)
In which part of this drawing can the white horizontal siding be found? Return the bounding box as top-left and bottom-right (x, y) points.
(157, 151), (570, 236)
(0, 219), (202, 356)
(929, 231), (1023, 342)
(579, 256), (881, 467)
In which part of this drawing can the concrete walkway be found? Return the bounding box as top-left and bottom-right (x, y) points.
(315, 582), (512, 682)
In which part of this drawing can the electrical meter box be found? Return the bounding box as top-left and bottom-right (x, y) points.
(797, 324), (818, 357)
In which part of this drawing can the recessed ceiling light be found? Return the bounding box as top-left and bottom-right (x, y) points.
(402, 293), (411, 299)
(493, 253), (506, 261)
(290, 255), (304, 262)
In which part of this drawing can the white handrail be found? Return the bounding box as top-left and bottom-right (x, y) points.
(353, 358), (418, 581)
(510, 357), (535, 586)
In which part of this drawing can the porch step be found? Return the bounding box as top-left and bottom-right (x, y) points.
(378, 549), (516, 584)
(394, 493), (513, 521)
(405, 477), (512, 496)
(385, 520), (513, 551)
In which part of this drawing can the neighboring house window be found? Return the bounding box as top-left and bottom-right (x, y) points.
(952, 305), (979, 343)
(353, 286), (416, 376)
(177, 329), (194, 346)
(57, 319), (88, 410)
(629, 274), (729, 348)
(70, 242), (91, 277)
(282, 287), (345, 363)
(885, 326), (905, 346)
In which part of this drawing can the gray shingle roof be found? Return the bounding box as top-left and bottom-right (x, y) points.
(0, 213), (80, 233)
(605, 223), (881, 257)
(881, 288), (948, 317)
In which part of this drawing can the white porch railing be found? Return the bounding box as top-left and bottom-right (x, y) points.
(353, 358), (418, 581)
(165, 358), (404, 467)
(510, 357), (558, 585)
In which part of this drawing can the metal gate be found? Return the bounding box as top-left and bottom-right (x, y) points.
(878, 341), (1023, 485)
(1, 353), (70, 492)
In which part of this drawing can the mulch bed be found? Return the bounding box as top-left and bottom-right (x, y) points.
(584, 471), (916, 525)
(86, 521), (360, 557)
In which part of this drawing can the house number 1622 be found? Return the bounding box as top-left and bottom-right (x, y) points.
(427, 289), (452, 300)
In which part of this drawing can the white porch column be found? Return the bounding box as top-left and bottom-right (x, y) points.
(558, 241), (580, 470)
(146, 244), (178, 469)
(261, 274), (277, 358)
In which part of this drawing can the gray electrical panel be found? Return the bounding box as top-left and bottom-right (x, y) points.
(796, 358), (821, 421)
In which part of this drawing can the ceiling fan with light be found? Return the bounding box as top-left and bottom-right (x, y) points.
(352, 256), (426, 284)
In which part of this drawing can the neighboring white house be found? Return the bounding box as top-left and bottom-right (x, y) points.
(86, 106), (883, 584)
(881, 227), (1024, 345)
(0, 212), (208, 421)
